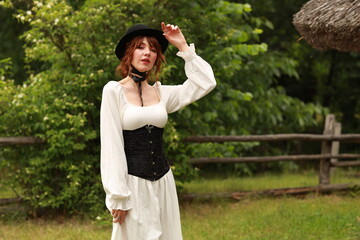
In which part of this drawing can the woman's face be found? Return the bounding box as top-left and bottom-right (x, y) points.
(131, 37), (158, 72)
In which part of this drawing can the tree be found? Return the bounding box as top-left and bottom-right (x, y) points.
(244, 0), (360, 134)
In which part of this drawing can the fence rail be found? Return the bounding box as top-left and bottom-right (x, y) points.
(0, 136), (44, 146)
(184, 134), (360, 143)
(182, 114), (360, 200)
(190, 154), (360, 164)
(180, 183), (358, 202)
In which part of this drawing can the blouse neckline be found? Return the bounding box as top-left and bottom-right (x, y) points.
(119, 82), (162, 108)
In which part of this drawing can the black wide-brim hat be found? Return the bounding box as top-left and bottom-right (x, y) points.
(115, 24), (169, 60)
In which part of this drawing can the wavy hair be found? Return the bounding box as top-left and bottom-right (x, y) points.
(115, 36), (166, 81)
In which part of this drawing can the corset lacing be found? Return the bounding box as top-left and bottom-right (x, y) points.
(123, 125), (170, 181)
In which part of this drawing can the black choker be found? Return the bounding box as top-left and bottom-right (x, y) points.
(129, 67), (147, 107)
(130, 67), (147, 82)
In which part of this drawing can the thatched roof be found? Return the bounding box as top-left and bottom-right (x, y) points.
(293, 0), (360, 52)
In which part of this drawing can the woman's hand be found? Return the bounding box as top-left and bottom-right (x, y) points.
(161, 22), (190, 52)
(112, 209), (128, 224)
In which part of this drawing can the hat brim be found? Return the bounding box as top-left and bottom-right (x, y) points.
(115, 28), (168, 60)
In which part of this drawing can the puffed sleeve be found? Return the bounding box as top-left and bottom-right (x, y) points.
(100, 81), (132, 211)
(158, 43), (216, 113)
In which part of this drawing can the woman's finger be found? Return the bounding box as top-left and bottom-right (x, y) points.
(113, 213), (122, 223)
(166, 24), (173, 30)
(112, 209), (120, 222)
(112, 209), (127, 224)
(113, 216), (120, 223)
(119, 212), (126, 224)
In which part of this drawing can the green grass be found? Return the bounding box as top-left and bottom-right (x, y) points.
(1, 195), (359, 240)
(181, 195), (360, 240)
(0, 219), (110, 240)
(183, 169), (360, 194)
(1, 170), (359, 239)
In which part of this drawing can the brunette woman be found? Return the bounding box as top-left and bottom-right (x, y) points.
(100, 22), (216, 240)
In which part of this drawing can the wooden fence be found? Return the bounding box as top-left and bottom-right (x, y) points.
(181, 114), (360, 200)
(1, 114), (360, 204)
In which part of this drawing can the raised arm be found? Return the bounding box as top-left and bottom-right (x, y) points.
(157, 22), (216, 113)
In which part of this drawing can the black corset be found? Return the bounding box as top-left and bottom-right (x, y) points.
(123, 125), (170, 181)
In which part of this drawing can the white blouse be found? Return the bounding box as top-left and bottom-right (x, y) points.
(100, 44), (216, 211)
(122, 102), (168, 130)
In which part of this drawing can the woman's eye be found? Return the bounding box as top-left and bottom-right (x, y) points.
(151, 49), (157, 52)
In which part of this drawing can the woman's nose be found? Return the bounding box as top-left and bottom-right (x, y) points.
(144, 47), (151, 56)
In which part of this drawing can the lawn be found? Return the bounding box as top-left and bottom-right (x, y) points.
(182, 168), (360, 193)
(1, 195), (359, 240)
(1, 170), (359, 239)
(181, 195), (360, 240)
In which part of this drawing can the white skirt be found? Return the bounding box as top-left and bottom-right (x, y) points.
(111, 170), (183, 240)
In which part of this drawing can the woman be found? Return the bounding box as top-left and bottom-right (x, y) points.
(100, 22), (216, 240)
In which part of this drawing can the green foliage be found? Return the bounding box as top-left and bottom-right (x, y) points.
(0, 0), (125, 214)
(0, 0), (326, 215)
(0, 1), (29, 84)
(246, 0), (360, 134)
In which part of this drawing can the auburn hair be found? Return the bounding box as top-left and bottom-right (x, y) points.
(115, 36), (166, 81)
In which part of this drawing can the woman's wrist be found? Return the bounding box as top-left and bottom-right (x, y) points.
(177, 43), (190, 52)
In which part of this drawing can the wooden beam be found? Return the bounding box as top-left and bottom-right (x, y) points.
(330, 122), (342, 175)
(319, 114), (335, 185)
(331, 161), (360, 167)
(179, 183), (360, 202)
(0, 197), (22, 206)
(184, 134), (360, 143)
(0, 137), (45, 146)
(190, 154), (360, 164)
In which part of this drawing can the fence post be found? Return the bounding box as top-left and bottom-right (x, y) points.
(330, 121), (342, 174)
(319, 114), (336, 185)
